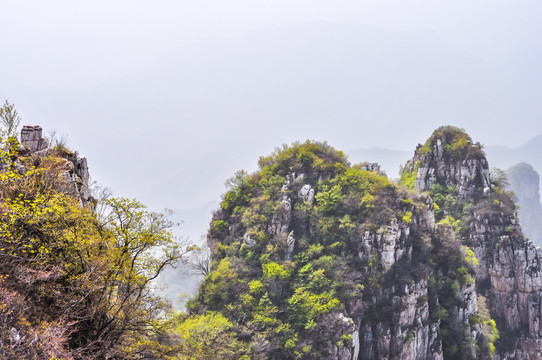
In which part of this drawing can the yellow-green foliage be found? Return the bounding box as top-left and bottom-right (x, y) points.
(262, 261), (294, 280)
(400, 161), (420, 190)
(213, 219), (228, 234)
(248, 280), (264, 294)
(360, 192), (375, 207)
(404, 330), (415, 343)
(425, 126), (477, 159)
(315, 184), (344, 212)
(417, 140), (433, 156)
(477, 296), (499, 355)
(402, 198), (413, 206)
(202, 258), (240, 307)
(439, 215), (461, 231)
(451, 136), (468, 152)
(174, 312), (250, 360)
(288, 287), (340, 331)
(306, 243), (324, 259)
(257, 140), (348, 176)
(462, 246), (479, 268)
(402, 211), (413, 224)
(338, 214), (356, 231)
(0, 137), (192, 358)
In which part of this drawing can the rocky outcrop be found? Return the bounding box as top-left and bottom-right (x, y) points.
(286, 231), (295, 261)
(405, 126), (542, 359)
(410, 137), (490, 198)
(357, 274), (444, 360)
(20, 125), (48, 153)
(298, 184), (315, 203)
(200, 132), (542, 360)
(52, 154), (93, 206)
(205, 140), (490, 359)
(356, 216), (436, 359)
(359, 162), (386, 176)
(17, 125), (94, 206)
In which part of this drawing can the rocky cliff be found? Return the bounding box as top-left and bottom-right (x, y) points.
(186, 126), (542, 360)
(18, 124), (93, 206)
(4, 123), (540, 359)
(0, 125), (186, 359)
(402, 126), (542, 359)
(184, 130), (524, 359)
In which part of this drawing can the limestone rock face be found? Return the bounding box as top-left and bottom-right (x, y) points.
(243, 233), (256, 248)
(18, 125), (93, 206)
(286, 231), (295, 261)
(59, 156), (93, 206)
(205, 135), (542, 360)
(359, 162), (385, 176)
(298, 184), (315, 203)
(352, 211), (484, 360)
(411, 138), (490, 198)
(20, 125), (48, 153)
(356, 270), (444, 360)
(405, 127), (542, 359)
(206, 141), (493, 360)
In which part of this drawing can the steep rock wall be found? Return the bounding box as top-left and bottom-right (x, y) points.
(18, 124), (93, 206)
(201, 140), (489, 360)
(403, 126), (542, 359)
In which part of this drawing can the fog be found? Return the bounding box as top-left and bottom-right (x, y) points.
(1, 1), (541, 243)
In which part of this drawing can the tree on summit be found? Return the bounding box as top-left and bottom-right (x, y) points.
(0, 100), (21, 139)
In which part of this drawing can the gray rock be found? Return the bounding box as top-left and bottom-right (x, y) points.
(243, 233), (256, 248)
(298, 184), (314, 203)
(285, 231), (295, 260)
(20, 125), (48, 152)
(406, 131), (542, 358)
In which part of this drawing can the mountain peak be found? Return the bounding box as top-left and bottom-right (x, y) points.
(402, 126), (490, 197)
(415, 126), (484, 160)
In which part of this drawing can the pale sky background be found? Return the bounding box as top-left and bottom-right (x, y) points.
(1, 1), (542, 241)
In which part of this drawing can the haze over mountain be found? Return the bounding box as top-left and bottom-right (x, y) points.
(2, 1), (542, 219)
(507, 163), (542, 247)
(4, 0), (542, 321)
(3, 2), (542, 358)
(486, 135), (542, 178)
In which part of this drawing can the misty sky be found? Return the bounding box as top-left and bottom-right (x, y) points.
(1, 1), (541, 231)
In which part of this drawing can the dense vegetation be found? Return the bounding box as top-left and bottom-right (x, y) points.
(0, 109), (515, 360)
(0, 104), (196, 359)
(188, 141), (405, 358)
(182, 135), (496, 359)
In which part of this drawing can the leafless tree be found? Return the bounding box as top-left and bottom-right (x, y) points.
(185, 241), (211, 277)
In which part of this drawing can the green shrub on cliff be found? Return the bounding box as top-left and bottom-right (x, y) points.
(0, 129), (195, 359)
(182, 141), (435, 358)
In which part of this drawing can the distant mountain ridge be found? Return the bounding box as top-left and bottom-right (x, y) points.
(485, 135), (542, 174)
(507, 163), (542, 247)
